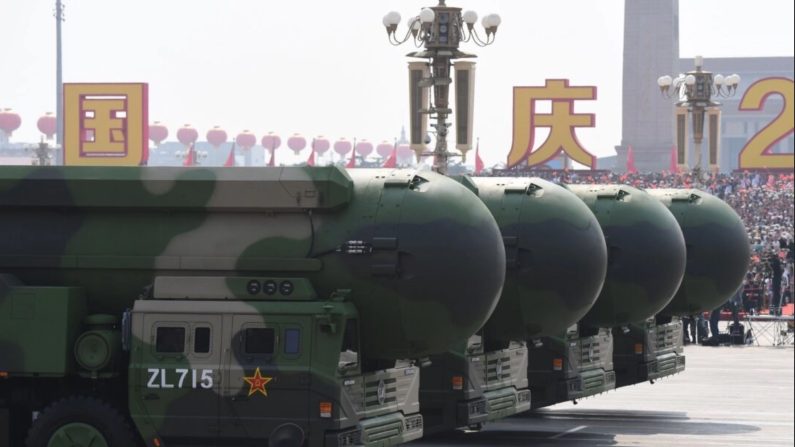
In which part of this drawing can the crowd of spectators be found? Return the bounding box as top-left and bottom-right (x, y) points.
(489, 169), (795, 315)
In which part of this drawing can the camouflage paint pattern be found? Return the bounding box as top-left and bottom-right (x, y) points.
(567, 184), (687, 328)
(419, 176), (602, 433)
(0, 166), (506, 361)
(469, 177), (608, 340)
(647, 189), (750, 316)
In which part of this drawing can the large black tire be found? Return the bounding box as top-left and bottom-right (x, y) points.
(25, 396), (137, 447)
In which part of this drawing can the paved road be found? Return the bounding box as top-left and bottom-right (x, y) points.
(409, 345), (794, 446)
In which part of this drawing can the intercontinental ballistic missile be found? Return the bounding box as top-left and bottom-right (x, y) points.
(647, 188), (750, 316)
(610, 188), (750, 388)
(417, 177), (608, 432)
(0, 166), (509, 447)
(471, 177), (608, 341)
(0, 166), (506, 361)
(567, 184), (687, 327)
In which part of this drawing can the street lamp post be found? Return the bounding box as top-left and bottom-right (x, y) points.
(27, 140), (57, 166)
(383, 1), (500, 174)
(657, 56), (740, 178)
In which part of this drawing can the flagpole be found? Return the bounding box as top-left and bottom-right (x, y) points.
(55, 0), (64, 164)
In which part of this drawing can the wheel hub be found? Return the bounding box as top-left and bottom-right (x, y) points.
(47, 422), (109, 447)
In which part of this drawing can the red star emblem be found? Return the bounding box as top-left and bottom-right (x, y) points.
(243, 367), (273, 397)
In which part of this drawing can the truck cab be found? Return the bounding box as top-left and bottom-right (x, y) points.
(129, 276), (423, 447)
(419, 334), (531, 434)
(612, 316), (685, 388)
(0, 274), (422, 447)
(527, 325), (616, 409)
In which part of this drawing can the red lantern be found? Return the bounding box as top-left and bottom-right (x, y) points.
(206, 126), (228, 149)
(376, 141), (393, 158)
(36, 112), (57, 140)
(236, 130), (257, 150)
(0, 108), (22, 137)
(261, 133), (281, 152)
(334, 138), (352, 156)
(148, 121), (168, 145)
(177, 124), (199, 146)
(313, 136), (330, 155)
(355, 140), (374, 158)
(287, 133), (307, 154)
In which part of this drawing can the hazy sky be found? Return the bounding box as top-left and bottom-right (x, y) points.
(1, 0), (793, 166)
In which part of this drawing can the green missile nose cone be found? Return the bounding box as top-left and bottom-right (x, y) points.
(648, 189), (750, 316)
(471, 177), (607, 340)
(569, 184), (687, 327)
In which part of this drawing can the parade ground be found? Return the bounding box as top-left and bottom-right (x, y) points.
(411, 343), (795, 447)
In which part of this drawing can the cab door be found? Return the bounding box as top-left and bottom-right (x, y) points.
(134, 313), (223, 441)
(219, 314), (311, 441)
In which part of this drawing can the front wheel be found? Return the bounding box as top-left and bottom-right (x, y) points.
(26, 396), (137, 447)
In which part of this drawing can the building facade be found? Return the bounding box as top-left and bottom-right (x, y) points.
(680, 57), (794, 172)
(618, 0), (793, 172)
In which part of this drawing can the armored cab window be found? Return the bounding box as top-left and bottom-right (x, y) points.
(194, 327), (211, 354)
(284, 328), (301, 355)
(245, 328), (275, 355)
(338, 319), (359, 368)
(156, 327), (185, 353)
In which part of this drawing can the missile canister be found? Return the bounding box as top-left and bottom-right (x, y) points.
(647, 189), (750, 315)
(567, 184), (687, 328)
(0, 166), (506, 360)
(466, 177), (608, 341)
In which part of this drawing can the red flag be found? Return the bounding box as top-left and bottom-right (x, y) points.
(346, 145), (357, 168)
(223, 143), (236, 167)
(669, 145), (679, 174)
(626, 145), (637, 174)
(267, 147), (275, 167)
(383, 144), (397, 168)
(307, 145), (316, 167)
(182, 143), (196, 167)
(474, 140), (484, 174)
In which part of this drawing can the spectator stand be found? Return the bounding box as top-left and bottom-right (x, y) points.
(744, 304), (795, 347)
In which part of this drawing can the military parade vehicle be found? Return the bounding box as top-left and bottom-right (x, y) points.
(606, 188), (751, 388)
(527, 184), (687, 408)
(418, 177), (608, 433)
(0, 166), (507, 447)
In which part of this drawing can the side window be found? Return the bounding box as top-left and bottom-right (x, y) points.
(245, 328), (275, 355)
(156, 327), (185, 353)
(339, 319), (359, 368)
(194, 327), (211, 354)
(284, 328), (301, 355)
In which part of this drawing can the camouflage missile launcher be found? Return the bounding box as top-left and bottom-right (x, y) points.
(419, 177), (606, 431)
(0, 166), (506, 447)
(647, 189), (750, 316)
(612, 189), (750, 388)
(567, 184), (687, 328)
(528, 184), (687, 409)
(473, 177), (607, 342)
